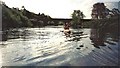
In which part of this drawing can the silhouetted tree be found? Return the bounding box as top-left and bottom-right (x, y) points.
(22, 6), (25, 10)
(38, 13), (40, 16)
(111, 8), (120, 17)
(71, 10), (85, 28)
(91, 3), (109, 19)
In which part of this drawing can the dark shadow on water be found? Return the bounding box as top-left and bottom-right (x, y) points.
(0, 28), (51, 41)
(1, 29), (29, 41)
(65, 31), (84, 42)
(90, 27), (119, 49)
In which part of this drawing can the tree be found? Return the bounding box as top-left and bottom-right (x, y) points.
(91, 3), (109, 19)
(71, 10), (85, 28)
(38, 13), (40, 16)
(22, 6), (25, 10)
(111, 8), (120, 16)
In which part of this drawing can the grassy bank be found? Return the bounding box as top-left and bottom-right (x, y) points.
(2, 3), (52, 30)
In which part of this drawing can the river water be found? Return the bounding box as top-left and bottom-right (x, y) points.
(0, 26), (119, 66)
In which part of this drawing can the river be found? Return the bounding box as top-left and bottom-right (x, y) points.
(0, 26), (119, 66)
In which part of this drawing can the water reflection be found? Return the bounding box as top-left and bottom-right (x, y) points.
(90, 28), (119, 48)
(64, 29), (85, 42)
(0, 26), (119, 66)
(90, 29), (105, 48)
(1, 28), (50, 41)
(1, 29), (29, 41)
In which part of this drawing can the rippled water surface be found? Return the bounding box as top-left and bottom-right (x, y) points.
(0, 26), (119, 66)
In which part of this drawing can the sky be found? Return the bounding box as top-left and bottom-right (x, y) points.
(1, 0), (120, 19)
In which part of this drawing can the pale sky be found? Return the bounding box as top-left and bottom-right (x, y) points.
(1, 0), (120, 19)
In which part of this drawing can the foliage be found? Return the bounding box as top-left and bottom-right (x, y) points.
(91, 2), (120, 35)
(2, 4), (33, 30)
(91, 3), (109, 19)
(71, 10), (85, 28)
(2, 3), (52, 30)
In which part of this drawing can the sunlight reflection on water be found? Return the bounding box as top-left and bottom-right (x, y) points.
(0, 26), (119, 66)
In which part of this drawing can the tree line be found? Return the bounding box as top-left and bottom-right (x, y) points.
(71, 2), (120, 29)
(2, 2), (53, 30)
(1, 1), (120, 30)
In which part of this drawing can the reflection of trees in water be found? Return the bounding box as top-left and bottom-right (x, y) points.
(90, 29), (106, 48)
(66, 31), (84, 42)
(91, 19), (119, 48)
(1, 29), (32, 41)
(90, 25), (119, 48)
(1, 32), (8, 41)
